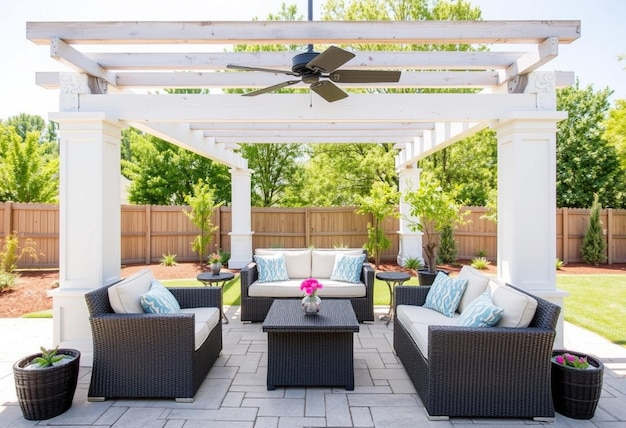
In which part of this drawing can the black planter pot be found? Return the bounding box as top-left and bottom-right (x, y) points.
(416, 268), (449, 285)
(13, 349), (81, 420)
(551, 349), (604, 420)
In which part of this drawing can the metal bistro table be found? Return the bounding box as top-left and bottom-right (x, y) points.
(375, 271), (411, 324)
(196, 271), (234, 324)
(262, 299), (359, 390)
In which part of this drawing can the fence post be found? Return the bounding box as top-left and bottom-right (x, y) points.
(305, 207), (311, 247)
(3, 201), (12, 237)
(145, 205), (151, 264)
(607, 208), (613, 264)
(562, 208), (569, 264)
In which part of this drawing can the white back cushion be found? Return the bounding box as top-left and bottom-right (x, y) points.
(311, 249), (363, 278)
(488, 280), (538, 328)
(108, 269), (154, 314)
(282, 250), (311, 278)
(456, 265), (490, 313)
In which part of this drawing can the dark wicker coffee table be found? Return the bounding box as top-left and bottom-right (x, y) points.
(262, 299), (360, 390)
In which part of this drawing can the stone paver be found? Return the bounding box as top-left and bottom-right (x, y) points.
(0, 307), (624, 427)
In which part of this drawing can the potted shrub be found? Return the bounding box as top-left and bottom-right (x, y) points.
(551, 349), (604, 419)
(13, 346), (81, 420)
(403, 176), (468, 285)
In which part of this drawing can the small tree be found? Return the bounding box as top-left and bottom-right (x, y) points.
(437, 224), (458, 264)
(184, 180), (222, 264)
(355, 182), (399, 267)
(581, 194), (606, 265)
(403, 176), (468, 273)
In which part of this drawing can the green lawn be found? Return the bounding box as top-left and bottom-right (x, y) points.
(556, 274), (626, 346)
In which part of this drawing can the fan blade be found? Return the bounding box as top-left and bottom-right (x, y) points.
(242, 80), (301, 97)
(306, 46), (355, 73)
(310, 80), (349, 102)
(227, 64), (300, 77)
(329, 70), (401, 83)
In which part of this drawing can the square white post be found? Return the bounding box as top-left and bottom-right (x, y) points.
(228, 168), (253, 268)
(397, 164), (423, 266)
(495, 113), (567, 347)
(48, 112), (124, 365)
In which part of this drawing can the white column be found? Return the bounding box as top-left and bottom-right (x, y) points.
(48, 112), (124, 365)
(494, 112), (567, 347)
(228, 168), (253, 268)
(397, 164), (423, 266)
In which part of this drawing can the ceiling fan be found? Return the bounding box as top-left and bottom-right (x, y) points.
(226, 0), (400, 102)
(227, 46), (401, 102)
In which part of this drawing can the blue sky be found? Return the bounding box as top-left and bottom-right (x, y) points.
(1, 0), (624, 120)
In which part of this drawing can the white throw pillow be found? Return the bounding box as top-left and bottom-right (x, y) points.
(108, 269), (154, 314)
(488, 280), (538, 328)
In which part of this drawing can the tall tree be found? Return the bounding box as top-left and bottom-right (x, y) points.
(122, 129), (231, 205)
(237, 143), (306, 207)
(308, 0), (484, 206)
(0, 124), (59, 203)
(556, 81), (625, 208)
(603, 99), (626, 171)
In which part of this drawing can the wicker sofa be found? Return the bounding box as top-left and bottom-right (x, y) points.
(84, 269), (222, 402)
(393, 266), (561, 421)
(240, 248), (375, 322)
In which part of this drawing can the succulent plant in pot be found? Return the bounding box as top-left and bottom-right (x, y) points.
(403, 175), (468, 284)
(13, 345), (81, 420)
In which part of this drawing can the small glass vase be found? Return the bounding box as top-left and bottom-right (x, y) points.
(301, 294), (321, 315)
(210, 262), (222, 275)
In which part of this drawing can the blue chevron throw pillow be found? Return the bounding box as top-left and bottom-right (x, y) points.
(141, 280), (181, 314)
(423, 272), (468, 317)
(458, 291), (503, 327)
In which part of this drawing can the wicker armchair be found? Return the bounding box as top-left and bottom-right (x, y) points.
(84, 285), (222, 402)
(393, 284), (560, 421)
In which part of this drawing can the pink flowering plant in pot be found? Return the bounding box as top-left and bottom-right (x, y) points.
(553, 352), (590, 369)
(300, 278), (323, 315)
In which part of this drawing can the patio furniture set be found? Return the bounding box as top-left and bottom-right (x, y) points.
(82, 249), (562, 421)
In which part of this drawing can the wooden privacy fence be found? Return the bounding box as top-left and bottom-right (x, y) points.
(1, 202), (626, 268)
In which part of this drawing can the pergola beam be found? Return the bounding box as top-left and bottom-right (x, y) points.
(27, 20), (581, 45)
(74, 93), (539, 123)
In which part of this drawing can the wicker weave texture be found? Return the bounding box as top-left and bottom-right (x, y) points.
(13, 349), (81, 420)
(551, 349), (604, 419)
(263, 300), (359, 390)
(84, 284), (222, 400)
(393, 284), (560, 419)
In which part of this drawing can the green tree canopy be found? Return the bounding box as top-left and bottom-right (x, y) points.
(556, 81), (625, 208)
(603, 99), (626, 171)
(122, 128), (231, 205)
(0, 123), (59, 203)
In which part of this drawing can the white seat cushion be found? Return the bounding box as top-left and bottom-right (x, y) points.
(248, 279), (365, 298)
(396, 305), (459, 359)
(181, 307), (220, 350)
(108, 269), (153, 314)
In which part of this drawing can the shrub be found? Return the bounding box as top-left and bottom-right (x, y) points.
(471, 256), (490, 270)
(556, 258), (564, 270)
(0, 231), (39, 273)
(160, 253), (177, 266)
(581, 194), (606, 265)
(437, 224), (458, 264)
(0, 271), (19, 291)
(403, 257), (424, 270)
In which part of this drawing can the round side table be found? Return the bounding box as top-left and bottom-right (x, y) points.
(197, 271), (234, 324)
(375, 271), (411, 325)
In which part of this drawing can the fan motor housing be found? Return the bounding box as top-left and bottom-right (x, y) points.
(292, 51), (320, 74)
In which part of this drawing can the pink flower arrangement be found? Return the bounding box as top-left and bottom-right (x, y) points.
(553, 352), (590, 370)
(300, 278), (323, 297)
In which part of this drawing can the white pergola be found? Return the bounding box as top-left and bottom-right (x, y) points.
(27, 19), (580, 363)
